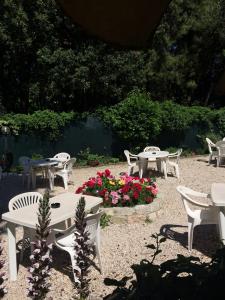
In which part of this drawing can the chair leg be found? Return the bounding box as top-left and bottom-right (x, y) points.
(62, 174), (68, 190)
(95, 244), (102, 274)
(188, 221), (194, 251)
(216, 156), (220, 167)
(69, 252), (80, 283)
(208, 154), (212, 164)
(128, 166), (132, 176)
(175, 164), (180, 179)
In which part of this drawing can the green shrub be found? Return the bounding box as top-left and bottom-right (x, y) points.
(100, 213), (112, 228)
(0, 110), (77, 140)
(98, 91), (225, 152)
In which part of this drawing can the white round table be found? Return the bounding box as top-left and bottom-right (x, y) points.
(30, 159), (59, 190)
(138, 151), (169, 179)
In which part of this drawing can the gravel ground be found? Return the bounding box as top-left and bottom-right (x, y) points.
(1, 155), (223, 299)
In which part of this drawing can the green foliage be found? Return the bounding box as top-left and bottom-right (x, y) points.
(98, 91), (162, 151)
(0, 0), (224, 112)
(77, 147), (120, 166)
(98, 91), (225, 151)
(0, 110), (76, 140)
(100, 213), (111, 228)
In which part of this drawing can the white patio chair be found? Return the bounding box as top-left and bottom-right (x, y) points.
(8, 192), (43, 261)
(53, 152), (71, 168)
(124, 150), (140, 176)
(167, 148), (182, 178)
(52, 210), (103, 281)
(18, 156), (31, 189)
(206, 138), (218, 164)
(176, 185), (218, 251)
(216, 142), (225, 167)
(50, 157), (76, 190)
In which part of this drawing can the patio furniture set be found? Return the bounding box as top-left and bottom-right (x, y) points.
(2, 192), (103, 281)
(19, 152), (76, 191)
(124, 146), (182, 179)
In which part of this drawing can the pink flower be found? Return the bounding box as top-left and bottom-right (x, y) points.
(123, 194), (130, 201)
(151, 188), (158, 196)
(112, 198), (118, 204)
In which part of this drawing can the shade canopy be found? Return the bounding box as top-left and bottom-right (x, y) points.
(57, 0), (171, 48)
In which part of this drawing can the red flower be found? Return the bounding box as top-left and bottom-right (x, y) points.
(133, 191), (139, 199)
(146, 197), (153, 203)
(97, 171), (104, 177)
(86, 180), (95, 188)
(104, 169), (111, 177)
(75, 187), (83, 193)
(133, 183), (142, 192)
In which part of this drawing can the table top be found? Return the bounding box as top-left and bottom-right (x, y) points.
(211, 183), (225, 206)
(138, 151), (169, 159)
(30, 159), (59, 167)
(2, 192), (102, 229)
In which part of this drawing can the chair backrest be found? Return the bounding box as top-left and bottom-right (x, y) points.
(18, 156), (31, 172)
(63, 157), (76, 172)
(53, 152), (70, 162)
(169, 148), (182, 164)
(144, 146), (160, 152)
(8, 192), (43, 211)
(85, 211), (104, 244)
(176, 185), (210, 219)
(206, 138), (216, 154)
(218, 143), (225, 156)
(124, 150), (133, 166)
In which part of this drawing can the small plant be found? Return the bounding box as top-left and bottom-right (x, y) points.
(0, 238), (7, 298)
(31, 153), (43, 160)
(27, 190), (52, 300)
(73, 196), (91, 299)
(100, 213), (111, 228)
(144, 216), (153, 224)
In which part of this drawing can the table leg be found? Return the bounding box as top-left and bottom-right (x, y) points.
(139, 158), (147, 178)
(48, 168), (54, 191)
(162, 160), (167, 179)
(7, 223), (17, 281)
(218, 208), (225, 245)
(31, 168), (36, 189)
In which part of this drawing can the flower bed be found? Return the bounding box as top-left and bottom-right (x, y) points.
(75, 169), (158, 207)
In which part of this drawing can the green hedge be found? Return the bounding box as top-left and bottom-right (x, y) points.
(0, 110), (77, 140)
(97, 91), (225, 152)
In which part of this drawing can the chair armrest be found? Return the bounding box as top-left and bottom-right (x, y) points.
(51, 228), (64, 233)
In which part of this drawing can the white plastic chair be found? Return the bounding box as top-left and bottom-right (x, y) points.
(216, 142), (225, 167)
(8, 192), (43, 261)
(18, 156), (31, 189)
(124, 150), (140, 176)
(176, 185), (218, 251)
(50, 158), (76, 190)
(206, 138), (218, 164)
(53, 211), (103, 281)
(167, 148), (182, 178)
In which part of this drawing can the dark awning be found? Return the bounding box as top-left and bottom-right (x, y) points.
(57, 0), (171, 48)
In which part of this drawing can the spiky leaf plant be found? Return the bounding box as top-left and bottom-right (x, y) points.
(27, 190), (52, 300)
(0, 238), (7, 298)
(74, 196), (91, 299)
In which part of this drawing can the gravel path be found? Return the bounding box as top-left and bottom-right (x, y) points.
(1, 156), (223, 299)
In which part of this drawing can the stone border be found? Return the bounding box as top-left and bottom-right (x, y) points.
(102, 199), (161, 224)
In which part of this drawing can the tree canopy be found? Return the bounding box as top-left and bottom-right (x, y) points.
(0, 0), (225, 113)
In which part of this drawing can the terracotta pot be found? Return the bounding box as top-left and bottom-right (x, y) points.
(87, 160), (100, 167)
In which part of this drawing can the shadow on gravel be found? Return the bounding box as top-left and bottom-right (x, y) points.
(160, 224), (219, 257)
(103, 233), (225, 300)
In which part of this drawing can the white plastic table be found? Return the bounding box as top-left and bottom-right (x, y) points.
(2, 192), (102, 281)
(138, 151), (169, 179)
(211, 183), (225, 245)
(30, 159), (59, 190)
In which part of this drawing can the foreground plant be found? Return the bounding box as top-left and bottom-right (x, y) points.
(76, 169), (158, 207)
(0, 238), (7, 298)
(74, 196), (91, 299)
(27, 191), (52, 300)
